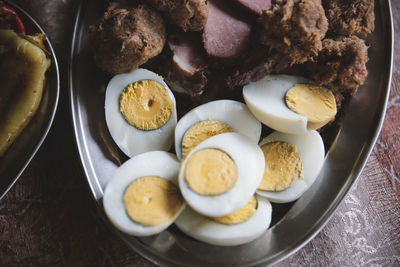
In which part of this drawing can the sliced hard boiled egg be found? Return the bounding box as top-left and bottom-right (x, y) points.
(103, 151), (186, 236)
(105, 68), (177, 157)
(179, 132), (265, 217)
(175, 195), (272, 246)
(256, 130), (325, 203)
(174, 100), (262, 160)
(243, 75), (336, 134)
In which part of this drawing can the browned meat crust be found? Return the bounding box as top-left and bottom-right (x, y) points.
(89, 4), (166, 74)
(259, 0), (328, 64)
(306, 36), (368, 96)
(323, 0), (374, 36)
(146, 0), (209, 31)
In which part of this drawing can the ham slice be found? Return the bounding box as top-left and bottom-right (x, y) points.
(202, 0), (252, 63)
(165, 33), (208, 96)
(233, 0), (271, 15)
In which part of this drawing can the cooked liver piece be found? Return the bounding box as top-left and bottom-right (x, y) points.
(233, 0), (271, 15)
(202, 0), (252, 62)
(323, 0), (374, 35)
(259, 0), (328, 64)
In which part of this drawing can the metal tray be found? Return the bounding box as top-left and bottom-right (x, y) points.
(69, 1), (394, 265)
(0, 0), (60, 200)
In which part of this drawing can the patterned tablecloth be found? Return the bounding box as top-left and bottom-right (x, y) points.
(1, 0), (399, 266)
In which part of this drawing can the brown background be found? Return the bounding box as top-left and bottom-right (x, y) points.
(1, 0), (399, 266)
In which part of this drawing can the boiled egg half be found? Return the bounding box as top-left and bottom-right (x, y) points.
(243, 75), (337, 134)
(179, 132), (265, 217)
(256, 130), (325, 203)
(103, 151), (185, 236)
(174, 99), (261, 159)
(105, 68), (177, 157)
(175, 195), (272, 246)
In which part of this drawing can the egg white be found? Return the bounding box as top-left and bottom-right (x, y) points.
(243, 74), (316, 134)
(105, 68), (177, 157)
(175, 195), (272, 246)
(179, 132), (265, 217)
(256, 130), (325, 203)
(174, 100), (262, 160)
(103, 151), (186, 236)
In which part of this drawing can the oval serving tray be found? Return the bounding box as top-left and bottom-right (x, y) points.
(0, 0), (60, 200)
(69, 0), (393, 265)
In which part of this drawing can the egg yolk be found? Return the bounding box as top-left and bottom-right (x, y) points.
(259, 141), (303, 192)
(285, 84), (337, 130)
(184, 148), (237, 196)
(123, 176), (183, 226)
(212, 195), (257, 225)
(181, 120), (233, 159)
(119, 80), (173, 131)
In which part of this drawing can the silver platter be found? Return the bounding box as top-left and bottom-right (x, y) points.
(69, 0), (393, 265)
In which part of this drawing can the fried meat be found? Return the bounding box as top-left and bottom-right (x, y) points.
(90, 4), (166, 74)
(307, 35), (368, 96)
(259, 0), (328, 64)
(323, 0), (374, 36)
(146, 0), (209, 31)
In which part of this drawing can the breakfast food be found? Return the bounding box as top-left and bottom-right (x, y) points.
(323, 0), (375, 35)
(103, 151), (186, 236)
(179, 133), (265, 217)
(146, 0), (209, 31)
(256, 130), (325, 203)
(0, 29), (50, 156)
(259, 0), (328, 64)
(93, 0), (376, 246)
(105, 68), (177, 157)
(243, 75), (337, 134)
(89, 4), (166, 75)
(175, 195), (272, 246)
(174, 100), (262, 159)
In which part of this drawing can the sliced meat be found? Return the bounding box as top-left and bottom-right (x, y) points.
(233, 0), (271, 15)
(165, 32), (208, 96)
(169, 33), (207, 76)
(259, 0), (328, 64)
(146, 0), (209, 31)
(89, 4), (166, 74)
(323, 0), (374, 36)
(203, 0), (252, 64)
(306, 35), (368, 96)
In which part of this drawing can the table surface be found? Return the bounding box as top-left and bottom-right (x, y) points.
(1, 0), (399, 266)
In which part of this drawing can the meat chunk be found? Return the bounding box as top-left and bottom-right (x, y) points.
(203, 0), (252, 64)
(259, 0), (328, 64)
(323, 0), (374, 36)
(306, 36), (368, 96)
(165, 32), (208, 96)
(233, 0), (271, 16)
(146, 0), (209, 31)
(89, 4), (166, 74)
